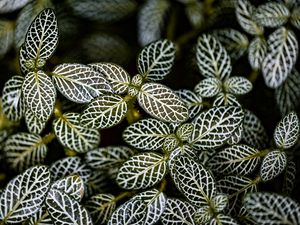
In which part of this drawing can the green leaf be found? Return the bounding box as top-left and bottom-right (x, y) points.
(193, 206), (211, 224)
(4, 132), (47, 171)
(85, 146), (135, 169)
(28, 206), (52, 225)
(176, 123), (194, 142)
(137, 39), (175, 81)
(176, 89), (203, 119)
(213, 93), (241, 107)
(224, 76), (252, 95)
(194, 78), (222, 98)
(138, 83), (189, 123)
(116, 152), (167, 190)
(1, 75), (24, 121)
(260, 150), (287, 182)
(46, 188), (93, 225)
(122, 118), (171, 151)
(209, 214), (239, 225)
(160, 198), (196, 225)
(208, 144), (261, 176)
(196, 34), (232, 80)
(25, 107), (47, 134)
(248, 37), (267, 70)
(0, 0), (30, 13)
(291, 6), (300, 29)
(273, 111), (299, 149)
(91, 63), (130, 94)
(52, 63), (113, 103)
(80, 94), (128, 129)
(189, 106), (244, 151)
(0, 166), (50, 223)
(226, 124), (243, 145)
(283, 160), (296, 195)
(53, 112), (100, 153)
(168, 145), (198, 171)
(0, 19), (14, 59)
(253, 2), (290, 28)
(262, 27), (298, 88)
(22, 70), (56, 122)
(19, 44), (30, 75)
(244, 192), (300, 225)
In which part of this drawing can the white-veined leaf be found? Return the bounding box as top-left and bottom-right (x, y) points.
(260, 150), (287, 182)
(0, 166), (50, 223)
(0, 0), (30, 13)
(2, 75), (24, 121)
(25, 107), (47, 134)
(137, 0), (170, 46)
(213, 93), (240, 107)
(24, 8), (58, 65)
(253, 2), (290, 28)
(283, 160), (296, 195)
(4, 132), (47, 171)
(86, 170), (112, 197)
(176, 123), (194, 142)
(137, 39), (175, 81)
(226, 124), (243, 145)
(90, 63), (130, 94)
(262, 27), (298, 88)
(168, 145), (198, 171)
(0, 19), (14, 59)
(291, 6), (300, 29)
(28, 206), (52, 225)
(193, 206), (211, 224)
(52, 63), (113, 103)
(235, 0), (264, 35)
(196, 34), (232, 80)
(273, 111), (299, 149)
(85, 146), (135, 169)
(116, 152), (167, 190)
(248, 37), (267, 70)
(194, 78), (222, 98)
(244, 192), (300, 225)
(85, 193), (116, 225)
(80, 94), (127, 129)
(22, 70), (56, 122)
(46, 188), (93, 225)
(212, 194), (229, 213)
(208, 144), (261, 176)
(189, 106), (244, 151)
(19, 44), (30, 75)
(122, 118), (171, 151)
(138, 83), (189, 123)
(208, 214), (239, 225)
(163, 134), (179, 153)
(224, 76), (252, 95)
(53, 112), (100, 153)
(160, 198), (196, 225)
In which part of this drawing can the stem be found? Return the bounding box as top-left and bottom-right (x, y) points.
(124, 95), (141, 124)
(114, 191), (134, 203)
(65, 149), (77, 156)
(42, 132), (56, 145)
(248, 69), (260, 83)
(257, 149), (271, 157)
(166, 6), (178, 41)
(159, 179), (167, 192)
(54, 101), (63, 118)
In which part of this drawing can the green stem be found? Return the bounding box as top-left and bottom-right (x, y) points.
(53, 101), (63, 118)
(42, 132), (56, 145)
(114, 191), (134, 203)
(248, 69), (260, 83)
(159, 179), (167, 192)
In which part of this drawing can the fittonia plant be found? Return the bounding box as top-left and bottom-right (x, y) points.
(0, 1), (300, 225)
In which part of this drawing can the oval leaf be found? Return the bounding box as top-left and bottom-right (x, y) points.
(224, 76), (252, 95)
(25, 108), (47, 134)
(248, 37), (267, 70)
(194, 77), (222, 98)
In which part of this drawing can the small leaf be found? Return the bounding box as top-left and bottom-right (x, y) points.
(248, 37), (267, 70)
(168, 145), (198, 171)
(0, 166), (50, 223)
(176, 89), (203, 119)
(194, 77), (222, 98)
(291, 6), (300, 29)
(25, 108), (47, 134)
(116, 152), (167, 190)
(163, 134), (179, 152)
(213, 93), (241, 107)
(0, 0), (30, 13)
(224, 76), (252, 95)
(28, 206), (52, 225)
(209, 214), (239, 225)
(138, 83), (188, 123)
(176, 123), (194, 142)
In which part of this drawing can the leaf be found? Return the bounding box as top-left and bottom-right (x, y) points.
(137, 39), (175, 81)
(52, 63), (113, 103)
(90, 63), (130, 94)
(283, 160), (296, 195)
(19, 44), (30, 75)
(248, 37), (267, 70)
(22, 70), (56, 122)
(122, 118), (171, 151)
(4, 132), (47, 171)
(273, 111), (299, 149)
(194, 78), (222, 98)
(138, 83), (188, 123)
(85, 193), (116, 224)
(24, 108), (47, 134)
(168, 145), (198, 171)
(196, 34), (232, 80)
(189, 106), (244, 151)
(28, 206), (52, 225)
(208, 214), (239, 225)
(260, 150), (287, 182)
(46, 189), (93, 225)
(24, 8), (58, 66)
(291, 6), (300, 29)
(208, 144), (261, 176)
(1, 75), (24, 121)
(0, 0), (30, 13)
(116, 152), (167, 190)
(193, 206), (211, 224)
(0, 166), (50, 223)
(235, 0), (264, 35)
(224, 76), (252, 95)
(253, 2), (290, 28)
(160, 198), (196, 225)
(244, 192), (300, 225)
(0, 19), (14, 59)
(85, 146), (135, 170)
(262, 27), (298, 88)
(213, 93), (241, 107)
(53, 112), (100, 153)
(212, 194), (229, 213)
(226, 124), (243, 145)
(86, 171), (112, 197)
(176, 123), (194, 142)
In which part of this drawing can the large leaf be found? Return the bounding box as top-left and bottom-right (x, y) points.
(116, 152), (167, 190)
(122, 118), (171, 151)
(223, 76), (252, 95)
(244, 192), (300, 225)
(0, 19), (14, 59)
(46, 188), (93, 225)
(196, 34), (232, 80)
(4, 132), (47, 171)
(273, 111), (299, 149)
(189, 106), (244, 151)
(138, 83), (188, 123)
(28, 206), (52, 225)
(25, 108), (47, 134)
(53, 112), (100, 153)
(22, 70), (56, 122)
(52, 63), (113, 103)
(137, 39), (175, 81)
(194, 78), (222, 98)
(0, 166), (50, 223)
(262, 27), (298, 88)
(248, 37), (267, 70)
(0, 0), (30, 13)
